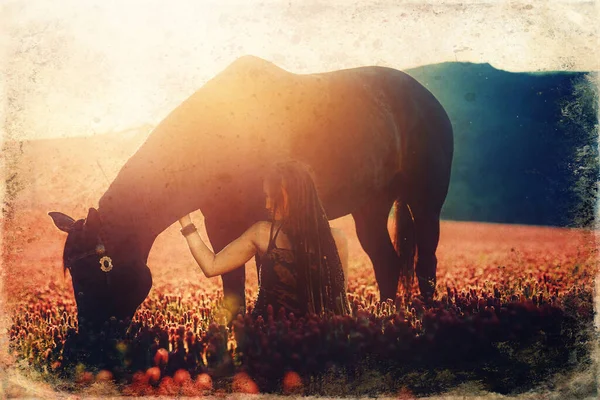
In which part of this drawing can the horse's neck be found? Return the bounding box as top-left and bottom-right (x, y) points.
(96, 195), (152, 265)
(96, 174), (206, 265)
(92, 59), (299, 263)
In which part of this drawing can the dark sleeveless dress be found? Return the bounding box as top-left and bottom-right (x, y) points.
(252, 223), (306, 319)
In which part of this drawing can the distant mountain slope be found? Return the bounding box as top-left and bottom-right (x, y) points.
(406, 63), (597, 227)
(2, 125), (152, 213)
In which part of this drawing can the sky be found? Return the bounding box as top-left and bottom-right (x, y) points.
(1, 0), (598, 141)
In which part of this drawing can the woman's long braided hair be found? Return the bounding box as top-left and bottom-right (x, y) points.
(265, 161), (350, 316)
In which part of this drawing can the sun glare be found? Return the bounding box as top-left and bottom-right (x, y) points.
(3, 1), (597, 141)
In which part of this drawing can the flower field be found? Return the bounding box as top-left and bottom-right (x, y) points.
(3, 217), (598, 397)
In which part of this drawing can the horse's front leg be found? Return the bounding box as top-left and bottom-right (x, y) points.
(204, 217), (252, 320)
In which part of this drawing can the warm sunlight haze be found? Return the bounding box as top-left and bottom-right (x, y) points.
(2, 0), (598, 141)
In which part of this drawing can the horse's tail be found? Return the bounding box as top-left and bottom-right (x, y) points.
(392, 200), (416, 298)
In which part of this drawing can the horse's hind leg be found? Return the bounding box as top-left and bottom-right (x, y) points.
(408, 145), (450, 301)
(410, 201), (442, 301)
(352, 191), (400, 301)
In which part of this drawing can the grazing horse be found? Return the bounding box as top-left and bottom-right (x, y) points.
(50, 55), (453, 335)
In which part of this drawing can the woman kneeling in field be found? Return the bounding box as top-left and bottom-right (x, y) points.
(178, 160), (350, 318)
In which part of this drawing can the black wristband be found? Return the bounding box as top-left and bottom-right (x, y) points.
(180, 223), (197, 237)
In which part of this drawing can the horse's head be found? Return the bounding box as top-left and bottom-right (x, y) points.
(49, 208), (151, 335)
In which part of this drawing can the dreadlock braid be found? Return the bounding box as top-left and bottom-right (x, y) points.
(265, 161), (351, 316)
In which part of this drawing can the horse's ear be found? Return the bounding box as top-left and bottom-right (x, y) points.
(84, 208), (101, 232)
(49, 212), (76, 233)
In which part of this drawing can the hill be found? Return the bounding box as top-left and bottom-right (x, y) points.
(406, 63), (597, 227)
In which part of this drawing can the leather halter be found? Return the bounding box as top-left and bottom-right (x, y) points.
(64, 240), (113, 273)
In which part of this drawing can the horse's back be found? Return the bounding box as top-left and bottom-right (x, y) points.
(282, 64), (453, 214)
(102, 57), (453, 224)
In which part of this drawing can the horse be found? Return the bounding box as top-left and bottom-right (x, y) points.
(50, 55), (453, 337)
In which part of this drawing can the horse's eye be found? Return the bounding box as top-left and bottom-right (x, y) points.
(95, 244), (105, 255)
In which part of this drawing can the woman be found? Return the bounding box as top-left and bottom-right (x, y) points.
(178, 160), (351, 318)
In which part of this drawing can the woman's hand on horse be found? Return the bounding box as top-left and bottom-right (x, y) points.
(182, 221), (261, 278)
(179, 214), (193, 227)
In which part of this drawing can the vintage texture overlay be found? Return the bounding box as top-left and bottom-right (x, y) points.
(1, 0), (599, 398)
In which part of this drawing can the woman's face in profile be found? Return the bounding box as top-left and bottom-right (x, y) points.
(263, 180), (276, 218)
(263, 178), (286, 221)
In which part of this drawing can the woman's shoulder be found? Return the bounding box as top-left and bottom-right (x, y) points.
(250, 221), (276, 252)
(252, 220), (270, 228)
(251, 220), (273, 235)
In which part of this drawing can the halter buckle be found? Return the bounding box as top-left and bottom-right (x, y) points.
(99, 256), (113, 272)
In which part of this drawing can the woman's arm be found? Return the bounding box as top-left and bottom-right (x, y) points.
(178, 215), (260, 278)
(331, 228), (349, 291)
